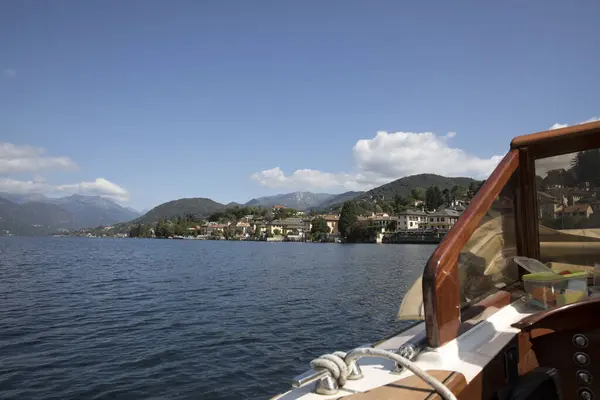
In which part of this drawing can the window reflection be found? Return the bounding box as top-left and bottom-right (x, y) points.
(458, 172), (519, 305)
(536, 149), (600, 270)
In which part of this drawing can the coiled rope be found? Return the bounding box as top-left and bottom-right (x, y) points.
(310, 347), (457, 400)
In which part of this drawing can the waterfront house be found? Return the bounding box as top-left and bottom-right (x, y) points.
(199, 222), (229, 236)
(367, 213), (398, 232)
(267, 218), (309, 237)
(235, 221), (251, 236)
(320, 214), (340, 235)
(559, 204), (594, 219)
(397, 209), (428, 230)
(537, 191), (564, 220)
(422, 209), (462, 230)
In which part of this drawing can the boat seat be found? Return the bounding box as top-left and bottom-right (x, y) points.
(496, 367), (563, 400)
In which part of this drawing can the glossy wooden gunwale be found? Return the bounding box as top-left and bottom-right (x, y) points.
(422, 150), (519, 348)
(510, 120), (600, 159)
(511, 120), (600, 149)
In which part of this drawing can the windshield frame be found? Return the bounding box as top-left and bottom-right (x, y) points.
(422, 120), (600, 348)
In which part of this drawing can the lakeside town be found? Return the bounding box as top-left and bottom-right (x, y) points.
(66, 196), (468, 244)
(56, 154), (600, 245)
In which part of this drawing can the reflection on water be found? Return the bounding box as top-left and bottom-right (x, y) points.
(0, 238), (429, 399)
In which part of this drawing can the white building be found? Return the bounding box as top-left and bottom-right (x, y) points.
(397, 209), (428, 230)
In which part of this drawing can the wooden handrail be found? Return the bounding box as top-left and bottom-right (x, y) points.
(511, 120), (600, 159)
(422, 150), (519, 348)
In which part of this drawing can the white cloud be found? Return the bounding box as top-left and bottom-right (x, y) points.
(0, 177), (130, 202)
(251, 167), (362, 190)
(2, 69), (16, 78)
(56, 178), (129, 202)
(251, 130), (503, 191)
(549, 123), (569, 130)
(549, 117), (600, 130)
(0, 142), (78, 174)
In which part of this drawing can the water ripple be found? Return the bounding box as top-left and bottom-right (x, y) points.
(0, 237), (431, 399)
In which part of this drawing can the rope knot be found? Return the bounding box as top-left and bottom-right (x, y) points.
(309, 351), (349, 386)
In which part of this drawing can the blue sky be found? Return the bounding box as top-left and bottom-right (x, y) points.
(1, 1), (599, 211)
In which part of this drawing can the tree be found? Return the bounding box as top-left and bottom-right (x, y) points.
(450, 185), (465, 202)
(310, 217), (330, 241)
(572, 149), (600, 186)
(128, 224), (139, 238)
(386, 220), (397, 232)
(173, 224), (187, 236)
(394, 195), (409, 213)
(410, 187), (425, 201)
(274, 207), (297, 219)
(134, 223), (149, 238)
(339, 201), (358, 238)
(345, 221), (378, 243)
(155, 220), (173, 238)
(380, 202), (394, 214)
(442, 188), (451, 205)
(425, 186), (444, 211)
(273, 228), (282, 236)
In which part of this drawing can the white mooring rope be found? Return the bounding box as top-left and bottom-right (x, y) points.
(310, 347), (457, 400)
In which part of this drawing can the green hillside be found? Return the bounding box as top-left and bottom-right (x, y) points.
(133, 197), (226, 224)
(358, 174), (478, 201)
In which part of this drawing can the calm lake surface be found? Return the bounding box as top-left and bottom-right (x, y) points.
(0, 237), (433, 399)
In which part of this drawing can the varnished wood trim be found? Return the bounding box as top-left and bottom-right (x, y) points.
(511, 120), (600, 150)
(512, 297), (600, 331)
(510, 120), (600, 159)
(517, 332), (539, 376)
(337, 370), (466, 400)
(423, 150), (519, 348)
(515, 148), (540, 268)
(460, 290), (511, 323)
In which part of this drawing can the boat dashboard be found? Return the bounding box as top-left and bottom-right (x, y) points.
(513, 298), (600, 400)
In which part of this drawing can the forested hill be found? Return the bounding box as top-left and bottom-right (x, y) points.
(357, 174), (478, 201)
(132, 198), (226, 224)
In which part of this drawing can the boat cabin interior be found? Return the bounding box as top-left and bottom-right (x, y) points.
(275, 120), (600, 400)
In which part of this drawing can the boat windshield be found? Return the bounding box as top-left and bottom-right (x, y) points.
(398, 169), (520, 320)
(458, 171), (519, 306)
(536, 148), (600, 280)
(399, 137), (600, 323)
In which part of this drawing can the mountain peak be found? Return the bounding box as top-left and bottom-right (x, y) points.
(244, 191), (336, 210)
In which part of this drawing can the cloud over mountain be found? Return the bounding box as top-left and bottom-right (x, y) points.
(0, 142), (130, 202)
(251, 130), (503, 191)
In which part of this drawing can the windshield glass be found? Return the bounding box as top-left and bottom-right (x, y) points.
(536, 149), (600, 276)
(457, 171), (519, 305)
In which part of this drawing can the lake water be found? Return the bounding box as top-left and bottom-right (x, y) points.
(0, 237), (433, 399)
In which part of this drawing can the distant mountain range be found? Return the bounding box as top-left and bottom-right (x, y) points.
(245, 192), (338, 210)
(0, 173), (482, 235)
(118, 174), (478, 227)
(0, 193), (141, 236)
